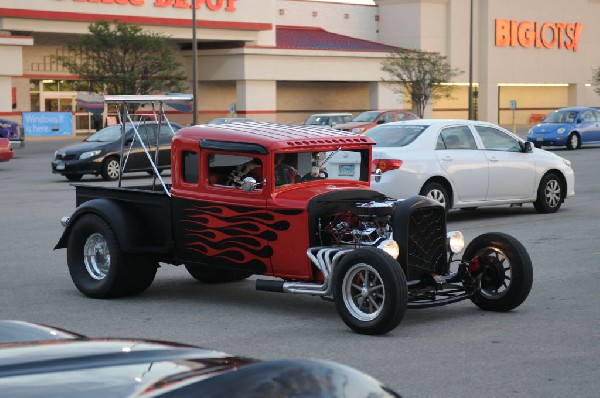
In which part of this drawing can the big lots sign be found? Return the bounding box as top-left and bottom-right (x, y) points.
(72, 0), (238, 11)
(495, 19), (582, 52)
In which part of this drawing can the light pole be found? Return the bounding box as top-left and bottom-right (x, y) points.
(192, 0), (198, 125)
(467, 0), (474, 120)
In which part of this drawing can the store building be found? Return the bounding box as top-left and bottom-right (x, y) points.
(0, 0), (598, 135)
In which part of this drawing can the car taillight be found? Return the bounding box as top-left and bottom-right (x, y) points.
(372, 159), (402, 173)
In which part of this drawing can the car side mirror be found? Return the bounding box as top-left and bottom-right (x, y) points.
(522, 141), (533, 153)
(376, 119), (386, 124)
(576, 118), (584, 124)
(241, 176), (257, 191)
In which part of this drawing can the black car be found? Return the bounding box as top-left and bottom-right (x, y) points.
(52, 122), (182, 181)
(0, 320), (401, 397)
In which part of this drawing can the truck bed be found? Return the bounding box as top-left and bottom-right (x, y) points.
(73, 184), (173, 256)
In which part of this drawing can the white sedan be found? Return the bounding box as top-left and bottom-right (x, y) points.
(366, 119), (575, 213)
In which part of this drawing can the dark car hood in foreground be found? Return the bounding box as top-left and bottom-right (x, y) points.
(0, 321), (400, 398)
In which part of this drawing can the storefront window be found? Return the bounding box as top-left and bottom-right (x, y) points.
(30, 93), (40, 112)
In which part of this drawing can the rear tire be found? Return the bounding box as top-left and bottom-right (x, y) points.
(333, 248), (407, 335)
(185, 264), (252, 283)
(533, 173), (562, 213)
(464, 232), (533, 312)
(420, 182), (450, 211)
(67, 214), (156, 298)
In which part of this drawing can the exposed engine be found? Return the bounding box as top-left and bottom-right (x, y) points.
(318, 200), (397, 247)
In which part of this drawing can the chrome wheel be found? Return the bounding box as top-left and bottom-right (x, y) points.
(543, 178), (561, 209)
(342, 263), (385, 322)
(83, 233), (110, 280)
(568, 134), (579, 149)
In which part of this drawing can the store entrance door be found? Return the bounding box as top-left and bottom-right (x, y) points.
(41, 92), (95, 135)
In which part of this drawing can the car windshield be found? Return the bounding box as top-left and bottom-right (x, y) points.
(365, 125), (428, 147)
(85, 125), (123, 142)
(351, 111), (381, 123)
(544, 110), (579, 124)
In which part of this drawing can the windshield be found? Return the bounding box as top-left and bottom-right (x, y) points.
(85, 125), (123, 142)
(365, 125), (427, 147)
(544, 110), (579, 124)
(351, 111), (381, 123)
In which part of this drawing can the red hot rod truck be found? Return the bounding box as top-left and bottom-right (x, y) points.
(55, 96), (533, 335)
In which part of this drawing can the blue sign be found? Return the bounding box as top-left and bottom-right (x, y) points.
(22, 112), (73, 136)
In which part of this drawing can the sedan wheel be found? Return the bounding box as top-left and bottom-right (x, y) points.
(420, 182), (450, 210)
(102, 157), (120, 181)
(533, 173), (562, 213)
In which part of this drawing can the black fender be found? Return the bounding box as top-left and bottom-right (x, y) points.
(54, 199), (171, 255)
(392, 195), (448, 279)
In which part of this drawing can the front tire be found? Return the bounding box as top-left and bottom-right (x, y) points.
(333, 248), (407, 335)
(420, 182), (450, 211)
(67, 214), (156, 298)
(102, 157), (121, 181)
(464, 232), (533, 312)
(185, 264), (252, 283)
(533, 173), (563, 213)
(566, 133), (580, 150)
(65, 174), (83, 182)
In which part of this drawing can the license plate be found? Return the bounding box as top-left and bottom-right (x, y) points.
(56, 163), (65, 170)
(536, 137), (543, 142)
(338, 164), (355, 176)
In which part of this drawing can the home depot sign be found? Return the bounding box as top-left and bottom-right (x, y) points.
(495, 19), (582, 52)
(72, 0), (238, 11)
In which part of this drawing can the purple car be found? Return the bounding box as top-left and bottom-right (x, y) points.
(0, 118), (25, 149)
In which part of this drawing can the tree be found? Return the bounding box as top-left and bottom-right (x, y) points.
(381, 50), (463, 118)
(56, 21), (187, 97)
(592, 67), (600, 96)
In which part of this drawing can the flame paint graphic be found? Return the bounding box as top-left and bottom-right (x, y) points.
(179, 201), (303, 273)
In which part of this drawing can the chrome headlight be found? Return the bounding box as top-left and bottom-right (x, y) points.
(378, 239), (399, 259)
(557, 128), (566, 134)
(80, 150), (101, 160)
(351, 127), (365, 134)
(447, 231), (465, 254)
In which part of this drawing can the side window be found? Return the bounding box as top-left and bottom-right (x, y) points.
(437, 126), (478, 150)
(580, 110), (596, 122)
(475, 126), (521, 152)
(181, 151), (199, 184)
(381, 113), (395, 123)
(208, 154), (263, 189)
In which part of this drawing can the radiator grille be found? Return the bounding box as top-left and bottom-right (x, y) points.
(406, 207), (447, 277)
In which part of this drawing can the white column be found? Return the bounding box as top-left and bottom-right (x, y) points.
(478, 81), (499, 124)
(236, 80), (277, 121)
(568, 83), (585, 107)
(369, 82), (402, 110)
(0, 77), (12, 112)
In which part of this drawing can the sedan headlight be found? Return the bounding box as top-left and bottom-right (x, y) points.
(447, 231), (465, 254)
(351, 127), (366, 134)
(557, 128), (566, 134)
(79, 150), (101, 160)
(378, 239), (399, 259)
(563, 158), (571, 167)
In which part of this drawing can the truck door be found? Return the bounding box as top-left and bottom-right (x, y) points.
(172, 152), (271, 275)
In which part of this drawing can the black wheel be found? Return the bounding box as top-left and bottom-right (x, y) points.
(101, 157), (120, 181)
(185, 264), (252, 283)
(463, 232), (533, 312)
(533, 143), (542, 148)
(67, 214), (156, 298)
(566, 133), (580, 150)
(333, 248), (407, 335)
(420, 182), (450, 210)
(533, 173), (563, 213)
(65, 174), (83, 181)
